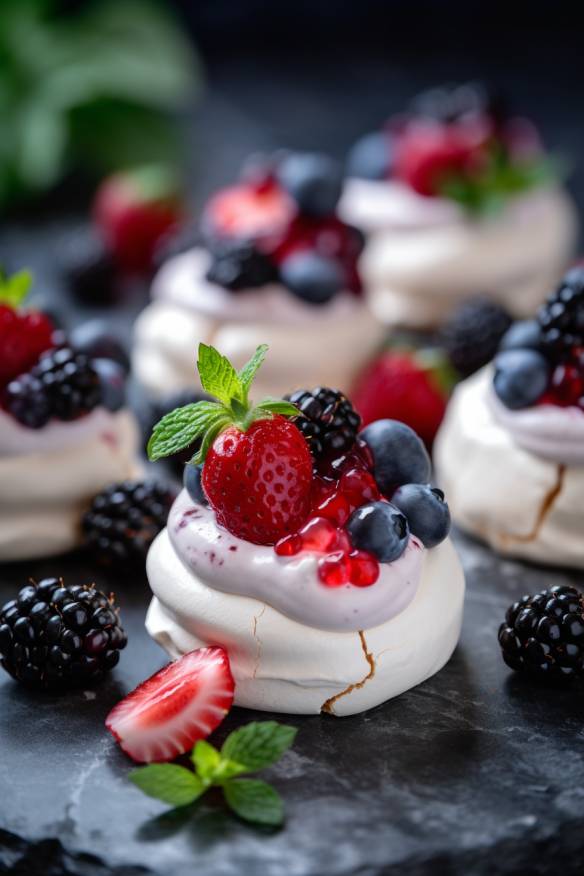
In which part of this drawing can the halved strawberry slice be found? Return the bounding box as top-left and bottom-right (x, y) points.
(105, 647), (234, 763)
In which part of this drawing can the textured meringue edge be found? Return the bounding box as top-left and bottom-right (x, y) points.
(434, 368), (584, 568)
(0, 409), (143, 561)
(145, 529), (465, 716)
(132, 249), (386, 399)
(341, 181), (578, 328)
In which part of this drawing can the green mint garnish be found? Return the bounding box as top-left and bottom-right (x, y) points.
(129, 721), (297, 827)
(147, 343), (300, 464)
(438, 148), (561, 216)
(0, 270), (33, 309)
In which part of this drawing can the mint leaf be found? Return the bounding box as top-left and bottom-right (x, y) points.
(129, 764), (204, 807)
(221, 721), (297, 772)
(0, 270), (33, 308)
(255, 400), (301, 418)
(238, 344), (268, 397)
(192, 740), (221, 782)
(224, 779), (284, 826)
(197, 344), (243, 406)
(147, 401), (223, 461)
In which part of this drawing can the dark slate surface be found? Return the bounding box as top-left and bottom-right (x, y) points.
(2, 37), (584, 876)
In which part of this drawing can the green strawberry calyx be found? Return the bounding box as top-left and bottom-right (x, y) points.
(147, 343), (300, 465)
(0, 269), (33, 310)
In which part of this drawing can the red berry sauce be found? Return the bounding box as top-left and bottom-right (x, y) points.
(274, 450), (383, 588)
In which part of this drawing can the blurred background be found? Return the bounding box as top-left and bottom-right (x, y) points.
(1, 0), (583, 304)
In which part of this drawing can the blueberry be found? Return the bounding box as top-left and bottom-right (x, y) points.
(391, 484), (451, 548)
(346, 132), (392, 180)
(498, 320), (544, 354)
(184, 464), (208, 506)
(493, 349), (550, 410)
(92, 358), (126, 411)
(360, 419), (431, 494)
(70, 320), (130, 374)
(277, 152), (343, 216)
(280, 252), (344, 305)
(347, 501), (409, 563)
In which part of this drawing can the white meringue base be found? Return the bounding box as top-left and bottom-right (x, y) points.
(133, 249), (386, 399)
(145, 529), (465, 716)
(434, 368), (584, 568)
(340, 181), (577, 329)
(0, 410), (142, 561)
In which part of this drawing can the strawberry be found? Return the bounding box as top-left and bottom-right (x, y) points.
(0, 271), (55, 389)
(202, 180), (296, 246)
(93, 165), (183, 274)
(105, 647), (234, 764)
(147, 343), (313, 546)
(203, 417), (313, 544)
(352, 350), (454, 448)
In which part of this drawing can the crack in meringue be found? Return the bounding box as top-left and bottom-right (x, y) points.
(501, 464), (566, 545)
(320, 631), (375, 715)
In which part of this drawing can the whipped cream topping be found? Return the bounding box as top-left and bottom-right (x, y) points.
(339, 181), (578, 328)
(488, 384), (584, 467)
(167, 490), (424, 633)
(146, 528), (465, 716)
(152, 248), (362, 326)
(0, 407), (125, 457)
(435, 367), (584, 569)
(0, 408), (142, 561)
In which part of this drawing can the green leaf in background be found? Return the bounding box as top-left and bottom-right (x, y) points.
(221, 722), (298, 772)
(0, 0), (201, 211)
(223, 779), (284, 827)
(129, 764), (204, 808)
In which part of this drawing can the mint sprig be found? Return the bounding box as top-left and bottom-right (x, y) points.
(147, 343), (300, 464)
(129, 721), (297, 827)
(0, 270), (33, 309)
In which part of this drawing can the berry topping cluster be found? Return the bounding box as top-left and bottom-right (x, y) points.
(149, 344), (451, 594)
(0, 271), (130, 430)
(199, 151), (363, 305)
(0, 578), (127, 690)
(348, 81), (552, 212)
(499, 585), (584, 680)
(493, 267), (584, 412)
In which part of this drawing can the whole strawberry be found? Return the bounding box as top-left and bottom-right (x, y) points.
(352, 349), (453, 448)
(148, 344), (312, 545)
(0, 270), (55, 389)
(93, 165), (183, 274)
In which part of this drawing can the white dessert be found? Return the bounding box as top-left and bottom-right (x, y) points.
(133, 248), (386, 399)
(0, 408), (142, 561)
(145, 489), (465, 716)
(434, 367), (584, 568)
(339, 180), (578, 329)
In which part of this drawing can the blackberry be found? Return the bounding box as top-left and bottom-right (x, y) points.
(441, 297), (512, 377)
(498, 585), (584, 681)
(82, 481), (176, 569)
(146, 389), (210, 477)
(537, 268), (584, 360)
(205, 237), (277, 291)
(287, 387), (361, 460)
(5, 347), (102, 428)
(0, 578), (127, 690)
(59, 228), (118, 305)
